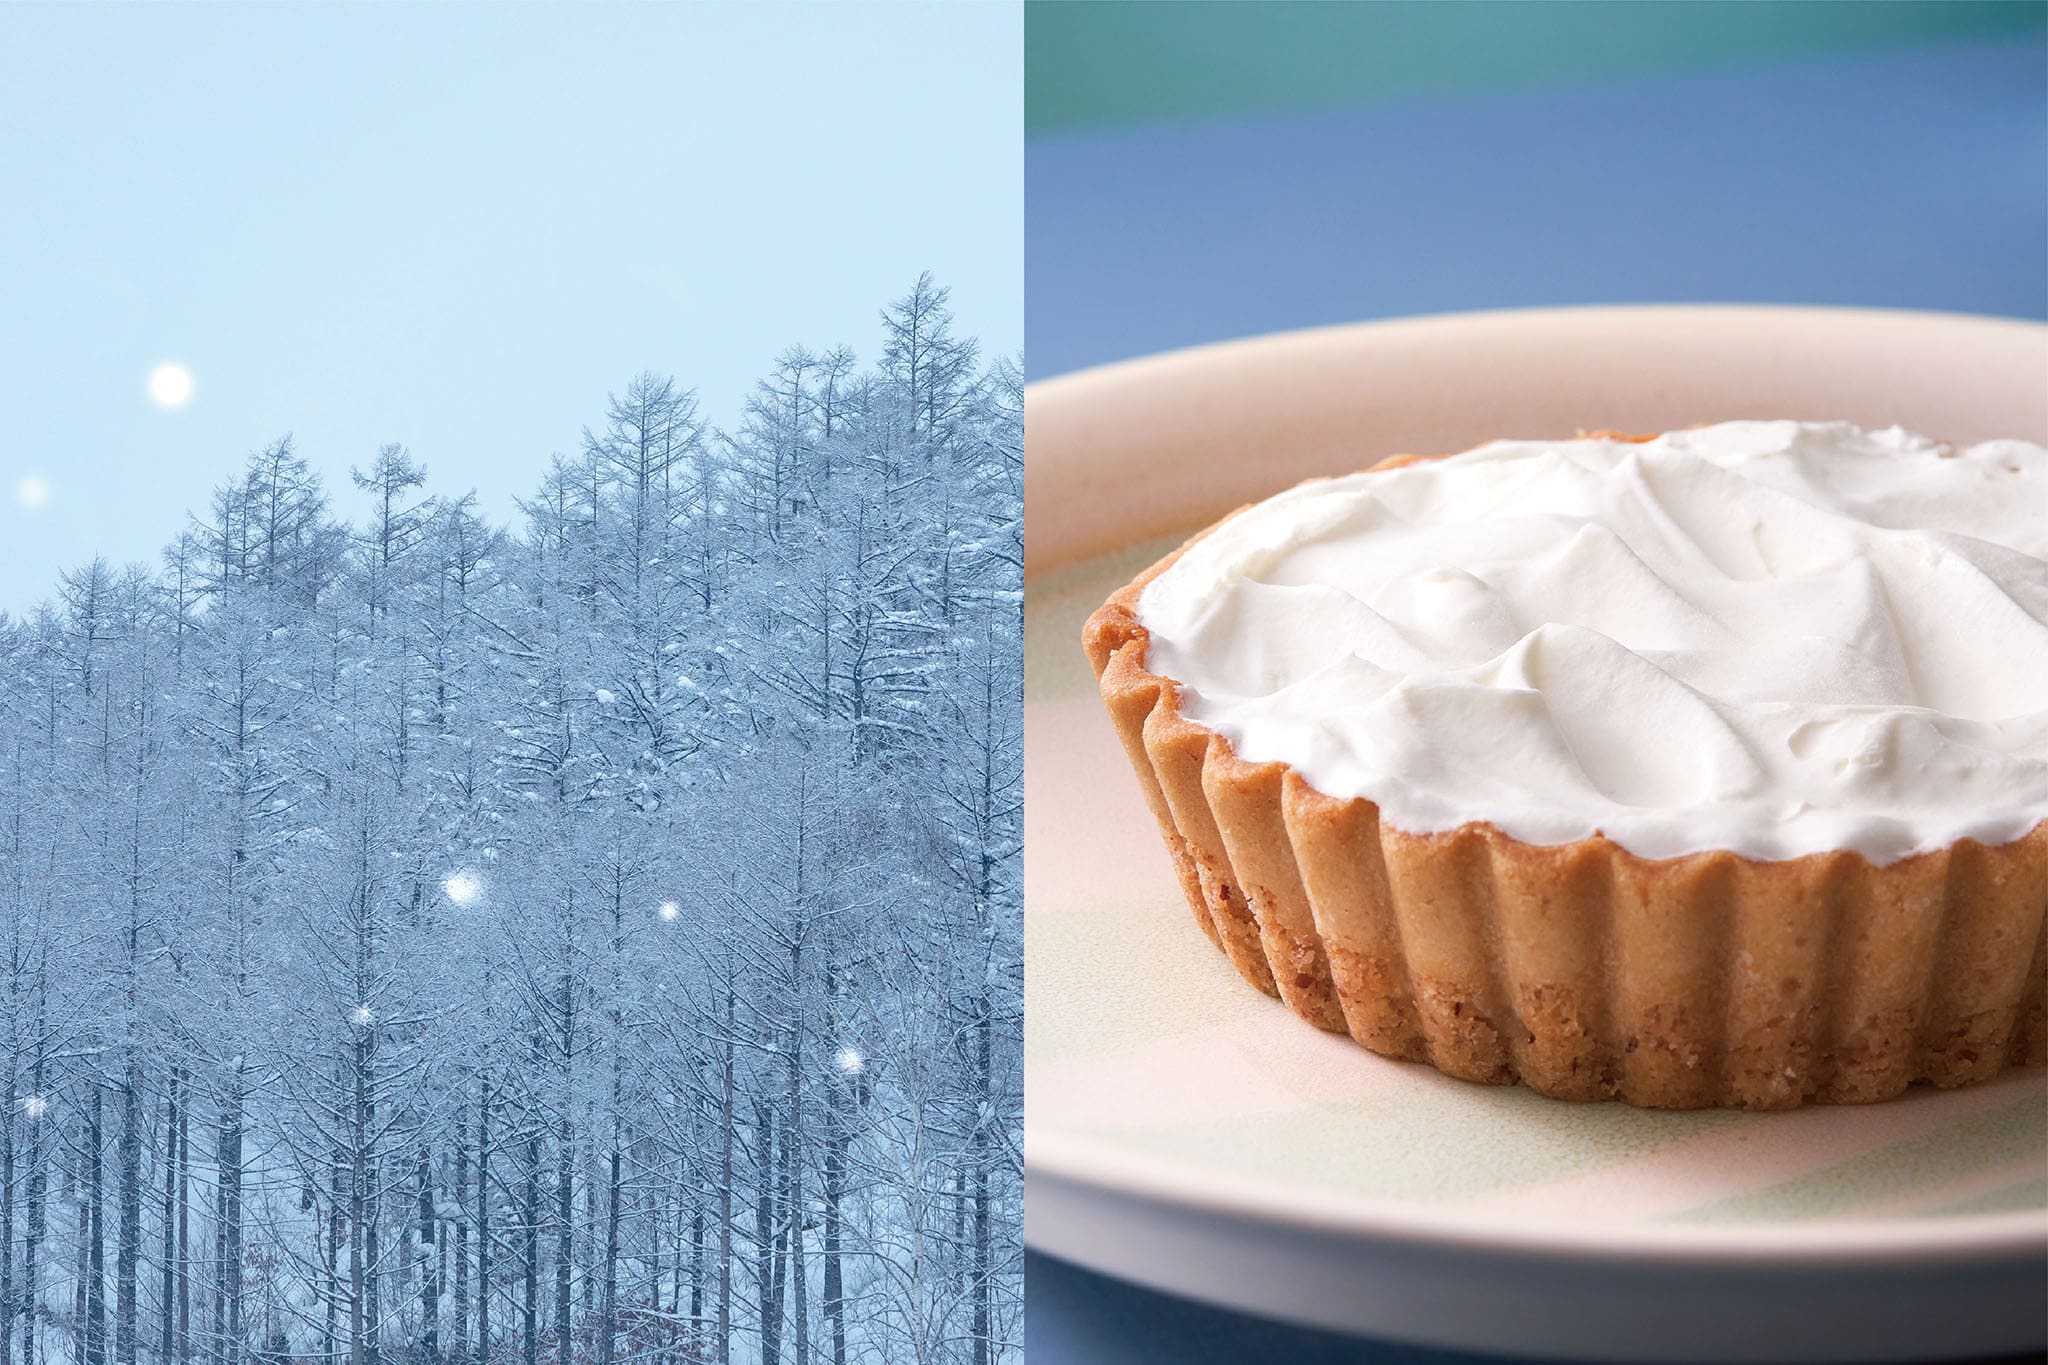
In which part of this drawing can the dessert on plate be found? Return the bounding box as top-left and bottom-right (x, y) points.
(1084, 421), (2048, 1109)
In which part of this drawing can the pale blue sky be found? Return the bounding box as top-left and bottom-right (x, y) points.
(0, 1), (1021, 615)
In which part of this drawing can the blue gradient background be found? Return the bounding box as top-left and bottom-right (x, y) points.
(0, 2), (1022, 615)
(1026, 11), (2047, 1364)
(1027, 39), (2047, 383)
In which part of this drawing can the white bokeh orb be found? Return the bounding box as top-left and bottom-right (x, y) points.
(148, 362), (195, 408)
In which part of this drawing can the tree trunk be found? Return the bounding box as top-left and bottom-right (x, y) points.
(715, 984), (735, 1365)
(115, 868), (142, 1365)
(476, 1085), (493, 1365)
(579, 1172), (596, 1318)
(951, 1165), (965, 1306)
(755, 1102), (780, 1365)
(646, 1181), (663, 1365)
(214, 1071), (243, 1365)
(325, 1150), (343, 1365)
(116, 1059), (140, 1365)
(74, 1148), (89, 1365)
(597, 1146), (620, 1365)
(176, 1068), (190, 1365)
(349, 1159), (365, 1365)
(19, 1038), (44, 1365)
(398, 1208), (413, 1359)
(453, 1120), (470, 1365)
(86, 1084), (106, 1365)
(553, 959), (573, 1365)
(161, 1079), (179, 1365)
(439, 1218), (450, 1357)
(553, 1117), (571, 1365)
(972, 992), (993, 1365)
(688, 1206), (703, 1343)
(521, 1131), (537, 1365)
(823, 1082), (846, 1365)
(416, 1147), (438, 1361)
(1, 1040), (14, 1365)
(787, 1026), (807, 1365)
(210, 1183), (224, 1365)
(350, 1056), (368, 1365)
(364, 1171), (382, 1365)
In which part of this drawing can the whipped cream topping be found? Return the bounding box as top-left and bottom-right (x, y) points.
(1137, 421), (2048, 863)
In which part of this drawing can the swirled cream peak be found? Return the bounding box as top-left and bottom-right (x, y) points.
(1137, 421), (2048, 862)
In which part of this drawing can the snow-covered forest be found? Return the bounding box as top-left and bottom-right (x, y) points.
(0, 277), (1021, 1365)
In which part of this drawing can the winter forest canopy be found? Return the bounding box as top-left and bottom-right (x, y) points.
(0, 278), (1022, 1365)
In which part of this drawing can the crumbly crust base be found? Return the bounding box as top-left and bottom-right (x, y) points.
(1083, 451), (2048, 1109)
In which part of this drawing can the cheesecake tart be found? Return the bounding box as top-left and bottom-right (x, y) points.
(1083, 421), (2048, 1109)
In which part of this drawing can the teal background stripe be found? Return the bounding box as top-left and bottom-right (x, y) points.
(1026, 0), (2048, 132)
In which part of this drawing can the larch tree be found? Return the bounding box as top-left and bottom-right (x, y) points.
(0, 280), (1021, 1365)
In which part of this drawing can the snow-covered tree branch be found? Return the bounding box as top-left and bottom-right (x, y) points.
(0, 277), (1021, 1365)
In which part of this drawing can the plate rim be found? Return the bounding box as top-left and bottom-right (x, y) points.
(1027, 302), (2048, 404)
(1029, 1120), (2048, 1267)
(1023, 303), (2048, 575)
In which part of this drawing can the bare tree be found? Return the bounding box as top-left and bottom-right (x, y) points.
(0, 280), (1021, 1365)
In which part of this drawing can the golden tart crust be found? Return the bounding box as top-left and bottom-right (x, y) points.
(1084, 450), (2048, 1110)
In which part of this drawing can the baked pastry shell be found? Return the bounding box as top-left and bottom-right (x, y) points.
(1083, 454), (2048, 1110)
